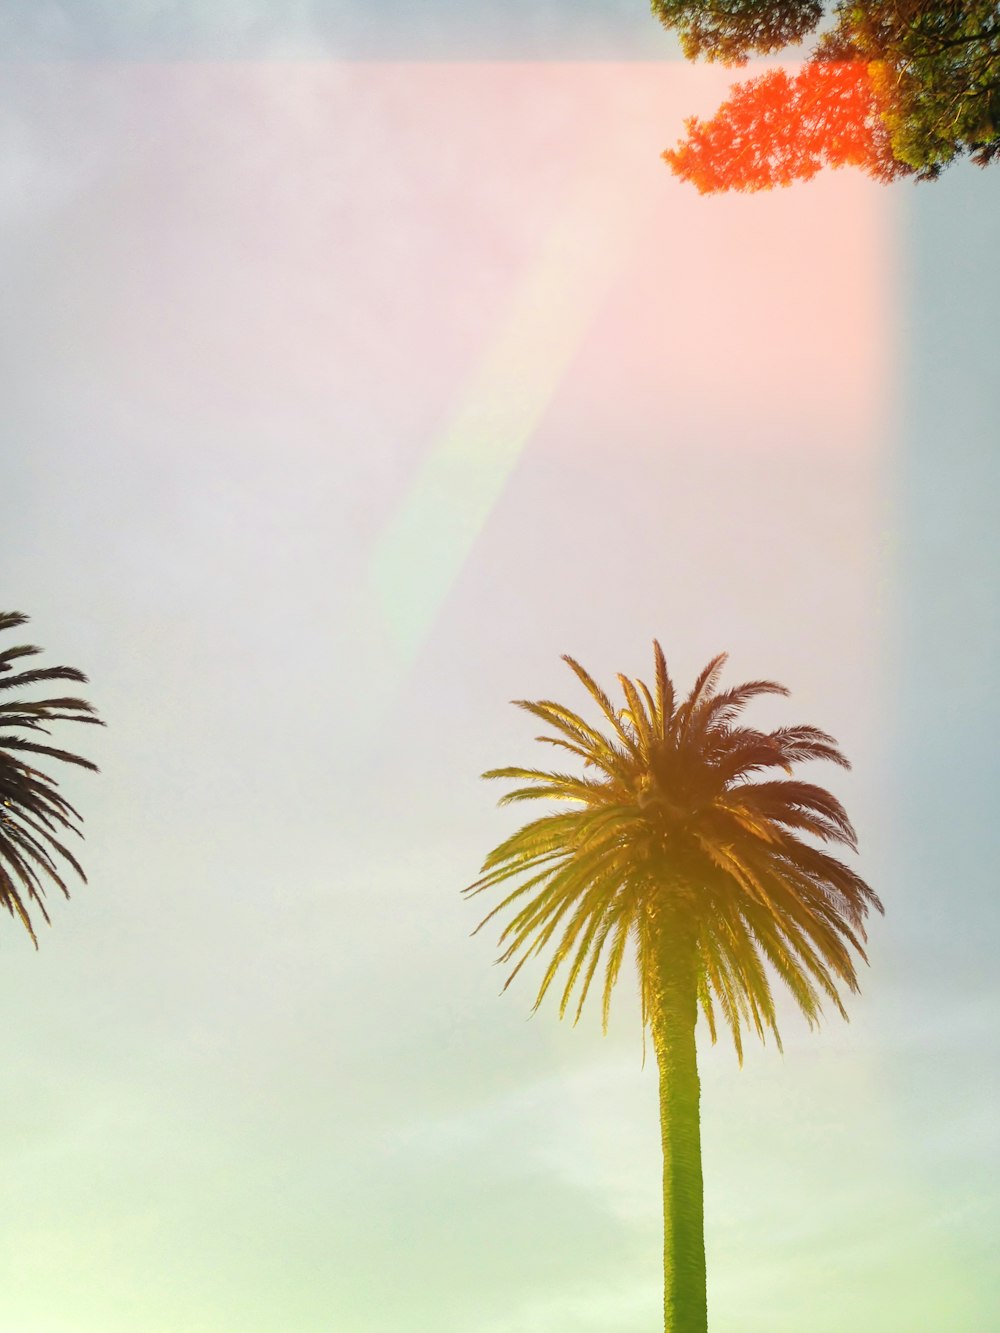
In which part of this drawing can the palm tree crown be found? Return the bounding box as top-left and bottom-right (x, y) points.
(465, 642), (883, 1060)
(0, 611), (104, 945)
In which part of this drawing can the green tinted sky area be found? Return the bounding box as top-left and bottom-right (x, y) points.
(1, 7), (998, 1332)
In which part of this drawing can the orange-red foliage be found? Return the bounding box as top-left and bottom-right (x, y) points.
(663, 62), (908, 192)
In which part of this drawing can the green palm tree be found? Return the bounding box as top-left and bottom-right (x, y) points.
(0, 611), (104, 944)
(464, 642), (882, 1333)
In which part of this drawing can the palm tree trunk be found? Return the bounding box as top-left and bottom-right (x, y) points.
(650, 910), (707, 1333)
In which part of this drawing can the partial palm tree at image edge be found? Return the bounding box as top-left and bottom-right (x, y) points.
(0, 611), (104, 945)
(464, 642), (882, 1333)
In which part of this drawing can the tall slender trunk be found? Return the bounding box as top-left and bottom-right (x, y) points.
(649, 909), (707, 1333)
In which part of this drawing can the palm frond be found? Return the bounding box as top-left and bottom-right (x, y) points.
(617, 674), (655, 757)
(557, 894), (623, 1022)
(514, 699), (609, 755)
(672, 652), (728, 744)
(702, 680), (790, 730)
(712, 730), (797, 782)
(514, 700), (631, 778)
(728, 780), (858, 851)
(600, 905), (637, 1034)
(652, 640), (675, 738)
(0, 665), (93, 693)
(0, 736), (100, 771)
(495, 843), (626, 958)
(482, 767), (611, 808)
(507, 859), (629, 1007)
(534, 734), (604, 768)
(0, 612), (102, 942)
(561, 656), (641, 760)
(769, 725), (851, 769)
(466, 858), (570, 936)
(466, 641), (880, 1065)
(635, 677), (658, 732)
(477, 810), (582, 874)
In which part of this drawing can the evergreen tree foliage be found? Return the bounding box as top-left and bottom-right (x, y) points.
(656, 1), (1000, 189)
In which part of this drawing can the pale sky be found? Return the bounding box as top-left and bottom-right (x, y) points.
(2, 7), (998, 1333)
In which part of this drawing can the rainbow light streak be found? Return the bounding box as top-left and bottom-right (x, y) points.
(369, 129), (654, 666)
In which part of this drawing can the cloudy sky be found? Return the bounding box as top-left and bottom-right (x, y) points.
(2, 5), (998, 1332)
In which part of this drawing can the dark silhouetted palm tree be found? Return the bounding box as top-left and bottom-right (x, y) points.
(0, 611), (103, 944)
(465, 642), (882, 1333)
